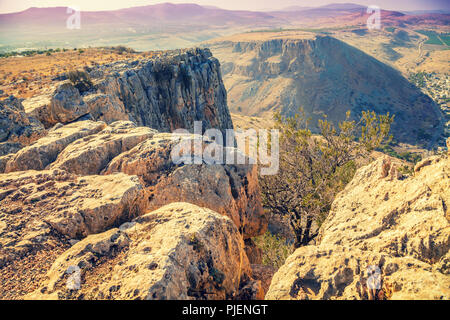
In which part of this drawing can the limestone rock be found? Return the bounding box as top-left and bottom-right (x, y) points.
(92, 48), (233, 134)
(50, 121), (156, 175)
(0, 141), (22, 157)
(0, 96), (46, 145)
(24, 81), (90, 128)
(0, 169), (147, 268)
(4, 120), (106, 172)
(0, 141), (22, 173)
(29, 203), (252, 300)
(251, 264), (276, 297)
(266, 155), (450, 300)
(0, 154), (13, 173)
(318, 156), (449, 261)
(22, 49), (233, 134)
(103, 133), (267, 239)
(267, 246), (449, 300)
(83, 93), (130, 124)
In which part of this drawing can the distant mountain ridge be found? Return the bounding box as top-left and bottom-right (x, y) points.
(207, 33), (444, 146)
(0, 2), (448, 51)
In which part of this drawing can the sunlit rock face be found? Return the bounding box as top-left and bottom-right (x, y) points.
(267, 152), (450, 300)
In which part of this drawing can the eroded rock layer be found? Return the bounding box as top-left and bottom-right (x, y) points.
(28, 203), (257, 300)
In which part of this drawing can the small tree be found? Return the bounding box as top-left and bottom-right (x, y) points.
(260, 109), (394, 248)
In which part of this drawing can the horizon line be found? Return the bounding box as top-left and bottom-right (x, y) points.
(1, 1), (449, 15)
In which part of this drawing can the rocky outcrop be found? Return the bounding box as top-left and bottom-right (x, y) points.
(0, 96), (45, 145)
(103, 133), (267, 239)
(83, 93), (129, 124)
(209, 34), (443, 146)
(0, 169), (147, 299)
(0, 123), (266, 299)
(0, 142), (22, 172)
(50, 121), (156, 175)
(28, 203), (255, 300)
(0, 169), (147, 254)
(4, 121), (106, 172)
(23, 49), (233, 135)
(266, 153), (449, 300)
(2, 120), (266, 240)
(0, 48), (269, 300)
(24, 82), (90, 127)
(0, 142), (22, 157)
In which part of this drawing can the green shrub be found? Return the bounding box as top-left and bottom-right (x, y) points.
(253, 232), (294, 269)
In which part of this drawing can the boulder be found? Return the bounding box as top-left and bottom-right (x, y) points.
(29, 203), (252, 300)
(0, 154), (13, 173)
(0, 96), (46, 145)
(4, 120), (106, 172)
(103, 133), (267, 239)
(23, 81), (90, 127)
(266, 155), (450, 300)
(83, 93), (130, 124)
(50, 121), (156, 175)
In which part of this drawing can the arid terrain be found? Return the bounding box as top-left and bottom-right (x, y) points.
(0, 2), (449, 301)
(207, 30), (445, 148)
(0, 48), (152, 99)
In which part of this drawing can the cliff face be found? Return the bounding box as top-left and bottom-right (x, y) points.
(266, 145), (450, 300)
(23, 48), (233, 135)
(209, 34), (443, 146)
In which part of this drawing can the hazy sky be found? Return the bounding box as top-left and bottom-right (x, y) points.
(0, 0), (449, 14)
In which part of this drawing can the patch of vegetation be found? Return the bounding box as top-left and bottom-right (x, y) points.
(408, 72), (426, 88)
(440, 34), (450, 46)
(246, 26), (352, 34)
(253, 232), (294, 269)
(378, 144), (422, 164)
(67, 70), (93, 93)
(261, 109), (394, 248)
(0, 48), (63, 58)
(108, 46), (136, 55)
(416, 30), (449, 46)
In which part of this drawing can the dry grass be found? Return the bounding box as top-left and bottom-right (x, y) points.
(0, 48), (153, 99)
